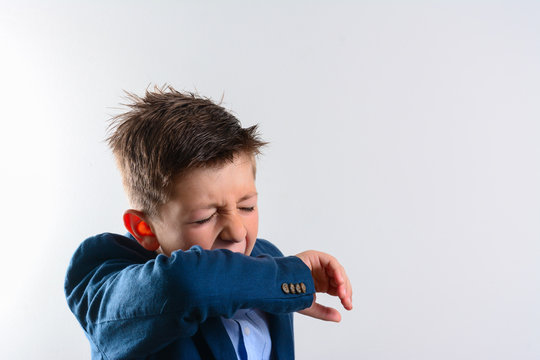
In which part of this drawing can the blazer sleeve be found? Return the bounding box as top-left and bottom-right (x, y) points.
(64, 233), (314, 358)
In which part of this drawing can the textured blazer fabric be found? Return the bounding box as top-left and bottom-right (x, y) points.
(65, 233), (315, 359)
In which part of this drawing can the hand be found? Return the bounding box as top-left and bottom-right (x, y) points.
(295, 250), (353, 322)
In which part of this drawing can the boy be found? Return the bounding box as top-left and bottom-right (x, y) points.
(65, 86), (352, 359)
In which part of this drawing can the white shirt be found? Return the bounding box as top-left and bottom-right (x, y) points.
(221, 308), (272, 360)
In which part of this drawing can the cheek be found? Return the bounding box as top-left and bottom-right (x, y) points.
(181, 226), (219, 251)
(245, 210), (259, 248)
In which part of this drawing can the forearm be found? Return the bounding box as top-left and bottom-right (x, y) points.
(65, 234), (314, 357)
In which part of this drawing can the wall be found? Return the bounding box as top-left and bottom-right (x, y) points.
(1, 1), (539, 359)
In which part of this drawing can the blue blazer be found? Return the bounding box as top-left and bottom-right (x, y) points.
(65, 233), (314, 359)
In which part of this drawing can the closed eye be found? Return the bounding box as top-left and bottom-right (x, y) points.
(193, 213), (216, 225)
(239, 206), (255, 212)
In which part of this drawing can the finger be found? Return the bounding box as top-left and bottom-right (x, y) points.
(340, 286), (353, 310)
(340, 274), (353, 310)
(298, 302), (342, 322)
(347, 276), (353, 306)
(337, 283), (346, 301)
(331, 265), (352, 311)
(324, 261), (350, 303)
(334, 268), (344, 284)
(325, 262), (345, 286)
(329, 274), (344, 289)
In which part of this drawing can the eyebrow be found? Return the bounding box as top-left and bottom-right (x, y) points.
(195, 192), (258, 210)
(238, 192), (258, 203)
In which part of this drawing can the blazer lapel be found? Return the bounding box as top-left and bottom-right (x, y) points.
(199, 317), (238, 359)
(266, 312), (295, 360)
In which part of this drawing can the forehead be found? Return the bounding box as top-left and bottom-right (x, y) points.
(170, 153), (257, 203)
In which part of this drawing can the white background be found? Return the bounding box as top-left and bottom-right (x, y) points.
(1, 1), (539, 359)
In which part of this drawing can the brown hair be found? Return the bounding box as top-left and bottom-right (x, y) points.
(107, 85), (266, 217)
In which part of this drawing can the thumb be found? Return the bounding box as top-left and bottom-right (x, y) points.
(298, 295), (342, 322)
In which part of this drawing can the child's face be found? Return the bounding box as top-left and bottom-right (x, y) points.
(152, 152), (259, 257)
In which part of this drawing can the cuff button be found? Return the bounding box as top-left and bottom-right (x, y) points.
(300, 282), (306, 293)
(289, 283), (296, 294)
(281, 283), (290, 294)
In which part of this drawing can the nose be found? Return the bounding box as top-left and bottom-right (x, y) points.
(219, 212), (247, 243)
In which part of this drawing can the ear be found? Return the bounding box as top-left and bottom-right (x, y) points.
(123, 209), (160, 251)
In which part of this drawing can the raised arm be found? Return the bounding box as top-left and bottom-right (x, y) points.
(65, 233), (314, 358)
